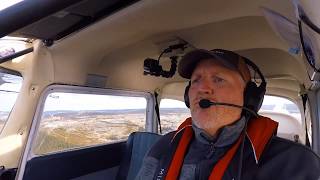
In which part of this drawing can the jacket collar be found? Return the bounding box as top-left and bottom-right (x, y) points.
(192, 116), (260, 164)
(192, 116), (246, 147)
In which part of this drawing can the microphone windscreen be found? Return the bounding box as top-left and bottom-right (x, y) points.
(199, 99), (212, 108)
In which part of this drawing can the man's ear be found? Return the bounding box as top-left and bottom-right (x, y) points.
(243, 81), (266, 113)
(184, 81), (191, 108)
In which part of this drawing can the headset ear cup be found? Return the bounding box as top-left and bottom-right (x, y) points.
(184, 82), (191, 108)
(244, 81), (266, 113)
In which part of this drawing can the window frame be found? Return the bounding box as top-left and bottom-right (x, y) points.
(22, 84), (154, 161)
(0, 66), (22, 77)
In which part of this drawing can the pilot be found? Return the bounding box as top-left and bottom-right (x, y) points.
(136, 49), (320, 180)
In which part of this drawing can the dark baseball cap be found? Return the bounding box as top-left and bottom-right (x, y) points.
(178, 49), (251, 82)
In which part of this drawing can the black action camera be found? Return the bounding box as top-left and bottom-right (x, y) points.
(143, 41), (187, 78)
(143, 58), (163, 77)
(143, 57), (177, 78)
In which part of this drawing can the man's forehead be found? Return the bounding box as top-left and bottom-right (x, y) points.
(192, 58), (235, 73)
(191, 58), (245, 80)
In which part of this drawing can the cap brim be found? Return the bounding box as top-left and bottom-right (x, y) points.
(178, 49), (237, 79)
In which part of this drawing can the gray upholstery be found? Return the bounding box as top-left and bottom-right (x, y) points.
(117, 132), (161, 180)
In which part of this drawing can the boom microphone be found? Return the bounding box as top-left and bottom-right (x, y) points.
(199, 99), (257, 117)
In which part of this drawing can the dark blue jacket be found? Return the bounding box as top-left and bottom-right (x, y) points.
(135, 119), (320, 180)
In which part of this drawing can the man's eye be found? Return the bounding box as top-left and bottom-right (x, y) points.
(191, 78), (199, 84)
(213, 76), (225, 83)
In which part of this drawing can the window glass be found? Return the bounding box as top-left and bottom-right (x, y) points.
(304, 101), (312, 145)
(33, 92), (147, 155)
(159, 99), (190, 134)
(0, 36), (29, 63)
(259, 95), (301, 123)
(259, 95), (303, 143)
(0, 71), (22, 132)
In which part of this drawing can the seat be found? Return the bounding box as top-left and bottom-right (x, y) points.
(116, 132), (161, 180)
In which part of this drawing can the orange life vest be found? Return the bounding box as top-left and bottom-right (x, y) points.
(165, 116), (278, 180)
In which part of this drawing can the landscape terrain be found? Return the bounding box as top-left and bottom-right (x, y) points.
(1, 105), (300, 155)
(15, 108), (191, 154)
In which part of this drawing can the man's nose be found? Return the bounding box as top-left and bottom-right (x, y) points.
(197, 80), (213, 94)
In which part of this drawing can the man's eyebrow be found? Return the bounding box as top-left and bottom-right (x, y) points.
(210, 72), (226, 77)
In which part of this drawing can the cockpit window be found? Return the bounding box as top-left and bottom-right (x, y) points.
(0, 36), (30, 63)
(260, 95), (301, 123)
(0, 69), (22, 133)
(33, 90), (148, 155)
(160, 99), (190, 134)
(259, 95), (303, 143)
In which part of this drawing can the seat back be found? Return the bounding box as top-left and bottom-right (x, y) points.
(117, 132), (161, 180)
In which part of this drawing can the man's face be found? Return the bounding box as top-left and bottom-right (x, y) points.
(188, 59), (246, 136)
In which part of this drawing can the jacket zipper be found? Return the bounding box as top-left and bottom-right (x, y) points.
(206, 142), (215, 158)
(196, 143), (215, 179)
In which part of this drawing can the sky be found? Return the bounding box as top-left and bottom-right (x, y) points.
(0, 0), (23, 11)
(0, 83), (298, 112)
(44, 93), (148, 111)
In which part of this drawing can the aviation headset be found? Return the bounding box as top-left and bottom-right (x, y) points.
(184, 55), (267, 114)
